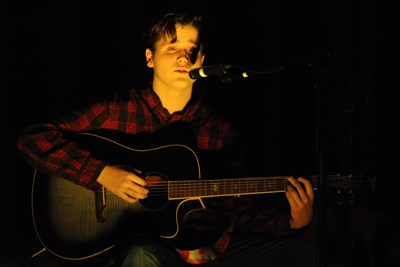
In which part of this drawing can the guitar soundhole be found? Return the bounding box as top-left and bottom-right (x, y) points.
(140, 173), (168, 211)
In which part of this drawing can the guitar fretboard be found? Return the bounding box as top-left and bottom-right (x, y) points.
(168, 176), (298, 199)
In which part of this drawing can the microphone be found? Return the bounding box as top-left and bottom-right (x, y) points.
(189, 64), (231, 80)
(188, 55), (328, 83)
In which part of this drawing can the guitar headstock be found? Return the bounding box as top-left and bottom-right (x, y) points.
(324, 174), (376, 206)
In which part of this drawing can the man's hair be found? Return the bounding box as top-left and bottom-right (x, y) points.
(144, 11), (207, 56)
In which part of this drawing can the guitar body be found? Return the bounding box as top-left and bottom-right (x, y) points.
(31, 132), (213, 260)
(30, 130), (365, 261)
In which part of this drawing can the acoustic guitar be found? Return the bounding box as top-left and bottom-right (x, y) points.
(30, 131), (370, 261)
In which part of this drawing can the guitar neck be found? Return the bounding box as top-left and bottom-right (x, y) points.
(166, 176), (318, 199)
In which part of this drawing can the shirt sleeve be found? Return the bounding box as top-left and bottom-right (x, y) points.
(16, 100), (113, 190)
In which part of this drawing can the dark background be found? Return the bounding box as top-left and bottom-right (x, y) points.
(2, 0), (398, 266)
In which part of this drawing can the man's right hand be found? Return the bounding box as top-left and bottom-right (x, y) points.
(97, 165), (149, 203)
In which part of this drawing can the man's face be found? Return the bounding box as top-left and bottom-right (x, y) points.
(145, 24), (204, 90)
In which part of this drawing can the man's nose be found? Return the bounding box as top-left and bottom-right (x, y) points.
(177, 51), (189, 64)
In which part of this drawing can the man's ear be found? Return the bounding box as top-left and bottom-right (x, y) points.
(145, 49), (153, 68)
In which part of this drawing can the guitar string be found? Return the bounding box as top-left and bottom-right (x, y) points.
(102, 177), (363, 195)
(105, 182), (294, 201)
(137, 176), (365, 197)
(141, 177), (319, 197)
(102, 178), (306, 199)
(105, 176), (364, 199)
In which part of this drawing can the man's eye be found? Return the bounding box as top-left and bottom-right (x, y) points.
(167, 47), (177, 51)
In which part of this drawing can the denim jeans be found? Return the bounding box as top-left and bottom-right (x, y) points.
(102, 233), (317, 267)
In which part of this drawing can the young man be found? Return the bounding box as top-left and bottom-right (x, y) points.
(17, 11), (315, 266)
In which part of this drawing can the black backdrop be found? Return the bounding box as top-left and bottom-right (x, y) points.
(2, 0), (398, 265)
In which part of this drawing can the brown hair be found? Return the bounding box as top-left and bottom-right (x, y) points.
(144, 11), (207, 58)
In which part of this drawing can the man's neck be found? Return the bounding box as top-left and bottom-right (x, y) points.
(153, 77), (193, 114)
(153, 84), (192, 114)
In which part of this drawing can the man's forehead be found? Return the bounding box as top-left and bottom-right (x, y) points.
(161, 25), (199, 45)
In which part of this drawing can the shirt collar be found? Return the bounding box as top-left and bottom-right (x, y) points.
(140, 83), (203, 124)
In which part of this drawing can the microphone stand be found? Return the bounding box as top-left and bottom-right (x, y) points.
(309, 56), (326, 267)
(221, 54), (329, 267)
(217, 56), (317, 83)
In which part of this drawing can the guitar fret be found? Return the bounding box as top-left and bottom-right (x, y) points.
(211, 180), (216, 195)
(232, 180), (238, 194)
(195, 180), (199, 196)
(188, 180), (194, 197)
